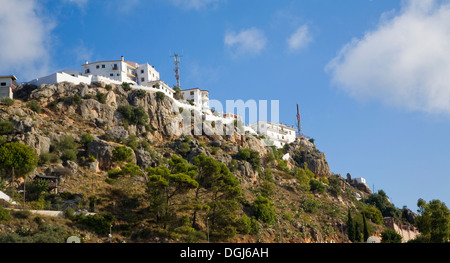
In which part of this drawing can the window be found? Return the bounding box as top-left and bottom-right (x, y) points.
(96, 65), (100, 69)
(113, 64), (118, 70)
(110, 73), (114, 77)
(117, 74), (120, 76)
(190, 91), (194, 95)
(102, 65), (105, 68)
(0, 82), (6, 86)
(85, 69), (90, 74)
(141, 70), (144, 74)
(141, 78), (145, 82)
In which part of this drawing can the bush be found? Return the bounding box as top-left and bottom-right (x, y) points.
(77, 213), (114, 235)
(136, 89), (147, 99)
(112, 146), (133, 163)
(81, 133), (94, 147)
(253, 195), (276, 224)
(105, 84), (113, 91)
(63, 94), (82, 105)
(61, 149), (77, 162)
(0, 120), (14, 135)
(122, 82), (132, 91)
(27, 100), (41, 113)
(39, 152), (60, 165)
(310, 179), (326, 194)
(156, 91), (165, 101)
(0, 206), (11, 222)
(96, 91), (107, 104)
(381, 228), (402, 243)
(237, 148), (261, 169)
(0, 97), (14, 106)
(302, 196), (321, 213)
(117, 105), (148, 126)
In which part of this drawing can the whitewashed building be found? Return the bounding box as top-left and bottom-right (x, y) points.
(250, 120), (297, 148)
(81, 56), (160, 85)
(0, 75), (17, 99)
(29, 56), (160, 87)
(180, 88), (210, 112)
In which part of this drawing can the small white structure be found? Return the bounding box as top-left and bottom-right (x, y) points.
(0, 75), (17, 99)
(250, 120), (297, 148)
(180, 88), (210, 112)
(354, 178), (366, 185)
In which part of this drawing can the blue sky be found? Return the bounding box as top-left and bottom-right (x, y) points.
(1, 0), (450, 212)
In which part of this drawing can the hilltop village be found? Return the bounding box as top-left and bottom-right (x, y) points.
(23, 56), (297, 149)
(0, 56), (422, 244)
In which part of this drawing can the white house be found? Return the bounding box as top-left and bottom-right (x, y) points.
(0, 75), (17, 99)
(250, 120), (297, 148)
(180, 88), (210, 112)
(81, 56), (160, 85)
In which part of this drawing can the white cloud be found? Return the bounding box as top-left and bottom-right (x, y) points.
(326, 0), (450, 115)
(224, 28), (267, 57)
(169, 0), (223, 10)
(0, 0), (54, 81)
(287, 25), (313, 52)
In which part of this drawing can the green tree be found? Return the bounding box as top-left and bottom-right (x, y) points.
(0, 142), (38, 181)
(347, 209), (356, 242)
(415, 198), (450, 243)
(362, 205), (384, 225)
(381, 228), (402, 243)
(364, 190), (401, 219)
(191, 153), (241, 237)
(112, 146), (133, 163)
(253, 195), (276, 224)
(118, 105), (148, 126)
(363, 213), (370, 242)
(147, 155), (198, 228)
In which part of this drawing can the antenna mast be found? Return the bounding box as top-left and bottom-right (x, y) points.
(296, 103), (301, 137)
(173, 53), (181, 89)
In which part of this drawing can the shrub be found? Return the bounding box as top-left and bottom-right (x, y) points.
(61, 148), (77, 162)
(96, 91), (107, 104)
(0, 206), (11, 222)
(117, 105), (148, 126)
(310, 179), (326, 194)
(81, 133), (94, 147)
(156, 91), (165, 101)
(123, 134), (139, 151)
(136, 89), (147, 99)
(112, 146), (133, 163)
(63, 94), (82, 105)
(0, 120), (14, 135)
(27, 100), (41, 113)
(122, 82), (132, 91)
(105, 84), (113, 91)
(120, 163), (143, 177)
(381, 228), (402, 243)
(253, 195), (276, 224)
(237, 148), (261, 169)
(77, 213), (114, 235)
(0, 97), (14, 106)
(41, 152), (58, 165)
(302, 196), (321, 213)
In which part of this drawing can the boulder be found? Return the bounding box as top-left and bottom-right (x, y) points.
(86, 139), (115, 170)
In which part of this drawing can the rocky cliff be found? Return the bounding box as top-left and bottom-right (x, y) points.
(0, 81), (405, 243)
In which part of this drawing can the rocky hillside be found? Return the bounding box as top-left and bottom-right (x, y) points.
(0, 81), (415, 243)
